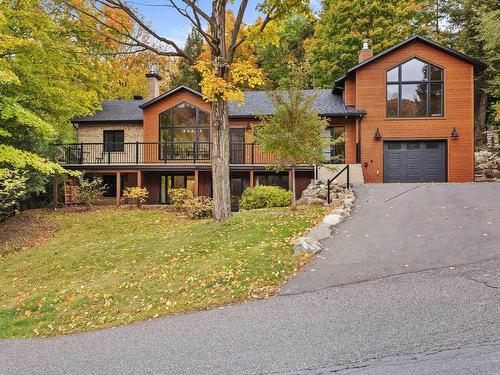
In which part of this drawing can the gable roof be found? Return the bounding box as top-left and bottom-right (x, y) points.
(139, 85), (202, 109)
(334, 35), (486, 88)
(73, 88), (364, 124)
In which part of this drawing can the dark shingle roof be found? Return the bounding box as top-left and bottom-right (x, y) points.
(73, 100), (145, 123)
(73, 88), (363, 124)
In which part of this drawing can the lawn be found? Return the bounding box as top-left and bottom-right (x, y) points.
(0, 206), (327, 338)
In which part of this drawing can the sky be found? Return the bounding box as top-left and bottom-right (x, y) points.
(132, 0), (320, 47)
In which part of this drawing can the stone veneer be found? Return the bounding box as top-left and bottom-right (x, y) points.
(77, 123), (144, 143)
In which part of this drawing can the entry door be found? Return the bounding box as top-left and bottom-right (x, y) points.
(230, 128), (245, 164)
(384, 141), (447, 182)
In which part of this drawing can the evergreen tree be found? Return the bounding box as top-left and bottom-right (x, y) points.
(170, 27), (204, 90)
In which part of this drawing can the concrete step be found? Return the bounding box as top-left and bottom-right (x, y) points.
(317, 164), (364, 186)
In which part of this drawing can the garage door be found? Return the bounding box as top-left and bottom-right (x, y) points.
(384, 141), (447, 182)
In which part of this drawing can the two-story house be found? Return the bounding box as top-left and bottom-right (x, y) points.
(60, 35), (484, 205)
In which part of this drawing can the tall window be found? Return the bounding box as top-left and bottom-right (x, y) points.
(103, 130), (124, 152)
(386, 58), (444, 118)
(159, 102), (209, 143)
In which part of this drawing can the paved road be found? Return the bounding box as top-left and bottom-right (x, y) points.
(1, 183), (499, 374)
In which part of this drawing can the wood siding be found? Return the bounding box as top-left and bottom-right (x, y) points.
(353, 40), (475, 183)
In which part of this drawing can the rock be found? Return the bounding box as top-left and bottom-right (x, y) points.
(294, 236), (322, 255)
(323, 214), (342, 225)
(308, 223), (332, 242)
(309, 197), (327, 206)
(331, 208), (347, 218)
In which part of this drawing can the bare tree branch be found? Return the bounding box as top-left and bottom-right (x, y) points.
(227, 0), (248, 63)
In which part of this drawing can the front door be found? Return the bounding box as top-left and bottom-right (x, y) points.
(330, 126), (345, 163)
(230, 128), (245, 164)
(160, 174), (195, 204)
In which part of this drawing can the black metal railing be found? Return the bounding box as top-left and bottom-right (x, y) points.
(52, 141), (275, 165)
(327, 164), (350, 204)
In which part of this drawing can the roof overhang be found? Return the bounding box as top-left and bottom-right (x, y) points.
(71, 119), (143, 125)
(333, 35), (487, 90)
(139, 85), (203, 109)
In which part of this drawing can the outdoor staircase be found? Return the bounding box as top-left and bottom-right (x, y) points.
(317, 164), (364, 186)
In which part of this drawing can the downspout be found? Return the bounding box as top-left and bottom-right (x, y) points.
(357, 115), (363, 164)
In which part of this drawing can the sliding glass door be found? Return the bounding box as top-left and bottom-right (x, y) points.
(160, 174), (195, 204)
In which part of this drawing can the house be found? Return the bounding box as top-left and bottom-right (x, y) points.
(60, 35), (484, 205)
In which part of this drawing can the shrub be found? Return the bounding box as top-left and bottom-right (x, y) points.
(0, 169), (28, 220)
(123, 187), (149, 207)
(184, 196), (213, 219)
(240, 185), (292, 210)
(169, 188), (194, 210)
(78, 176), (106, 209)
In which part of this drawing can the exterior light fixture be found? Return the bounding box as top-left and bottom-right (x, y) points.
(450, 127), (459, 138)
(374, 128), (382, 140)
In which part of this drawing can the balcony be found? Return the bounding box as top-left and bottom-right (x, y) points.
(52, 142), (276, 166)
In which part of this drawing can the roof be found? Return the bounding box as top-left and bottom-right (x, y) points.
(72, 100), (145, 123)
(74, 88), (363, 124)
(334, 35), (486, 88)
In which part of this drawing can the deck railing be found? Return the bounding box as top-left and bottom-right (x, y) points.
(52, 142), (276, 165)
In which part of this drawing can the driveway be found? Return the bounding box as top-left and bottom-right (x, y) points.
(1, 183), (499, 374)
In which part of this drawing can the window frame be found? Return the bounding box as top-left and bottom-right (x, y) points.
(103, 130), (125, 152)
(386, 58), (444, 118)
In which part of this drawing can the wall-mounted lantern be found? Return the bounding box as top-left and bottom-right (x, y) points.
(450, 127), (459, 138)
(374, 128), (382, 140)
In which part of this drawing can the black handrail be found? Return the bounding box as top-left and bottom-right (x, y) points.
(327, 165), (350, 204)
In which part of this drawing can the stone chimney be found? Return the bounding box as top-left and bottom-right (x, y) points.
(358, 39), (373, 63)
(145, 65), (161, 99)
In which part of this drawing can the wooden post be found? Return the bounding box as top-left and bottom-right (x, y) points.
(137, 170), (142, 188)
(52, 175), (58, 208)
(194, 169), (199, 196)
(249, 170), (254, 188)
(288, 169), (293, 192)
(116, 171), (121, 207)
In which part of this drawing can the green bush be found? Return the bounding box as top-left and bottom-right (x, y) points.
(184, 196), (213, 219)
(169, 188), (194, 210)
(240, 185), (292, 210)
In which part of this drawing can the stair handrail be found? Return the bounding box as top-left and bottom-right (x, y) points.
(327, 165), (350, 204)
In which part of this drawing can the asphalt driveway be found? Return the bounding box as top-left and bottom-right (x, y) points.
(1, 183), (499, 374)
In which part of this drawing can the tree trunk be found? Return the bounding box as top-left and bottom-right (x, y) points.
(210, 98), (232, 221)
(209, 0), (232, 221)
(475, 91), (488, 147)
(291, 167), (296, 209)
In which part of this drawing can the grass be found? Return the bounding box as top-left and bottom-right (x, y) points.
(0, 205), (327, 338)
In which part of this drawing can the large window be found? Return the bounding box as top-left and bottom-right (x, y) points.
(103, 130), (124, 152)
(386, 58), (443, 118)
(159, 102), (209, 160)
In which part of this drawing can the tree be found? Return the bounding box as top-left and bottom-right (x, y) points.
(58, 0), (308, 221)
(171, 27), (204, 90)
(255, 14), (314, 88)
(256, 66), (326, 208)
(306, 0), (432, 87)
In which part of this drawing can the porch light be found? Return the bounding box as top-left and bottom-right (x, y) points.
(374, 128), (382, 140)
(450, 127), (459, 138)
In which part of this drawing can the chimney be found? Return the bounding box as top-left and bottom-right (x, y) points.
(358, 39), (373, 63)
(145, 65), (161, 99)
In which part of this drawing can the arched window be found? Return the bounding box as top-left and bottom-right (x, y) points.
(386, 58), (443, 118)
(159, 102), (209, 143)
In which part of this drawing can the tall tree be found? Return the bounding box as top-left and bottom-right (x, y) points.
(170, 27), (204, 90)
(0, 0), (112, 204)
(436, 0), (499, 143)
(306, 0), (432, 88)
(256, 65), (326, 208)
(255, 14), (314, 88)
(58, 0), (308, 221)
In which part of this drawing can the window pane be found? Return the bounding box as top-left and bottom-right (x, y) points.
(160, 128), (170, 142)
(159, 110), (171, 128)
(407, 142), (420, 150)
(172, 129), (196, 142)
(199, 110), (210, 127)
(186, 176), (195, 194)
(172, 103), (196, 127)
(173, 175), (185, 189)
(387, 67), (398, 82)
(255, 174), (289, 190)
(430, 83), (443, 116)
(103, 130), (124, 152)
(198, 128), (210, 142)
(430, 66), (443, 81)
(386, 84), (399, 117)
(387, 142), (401, 150)
(401, 83), (427, 117)
(401, 59), (427, 81)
